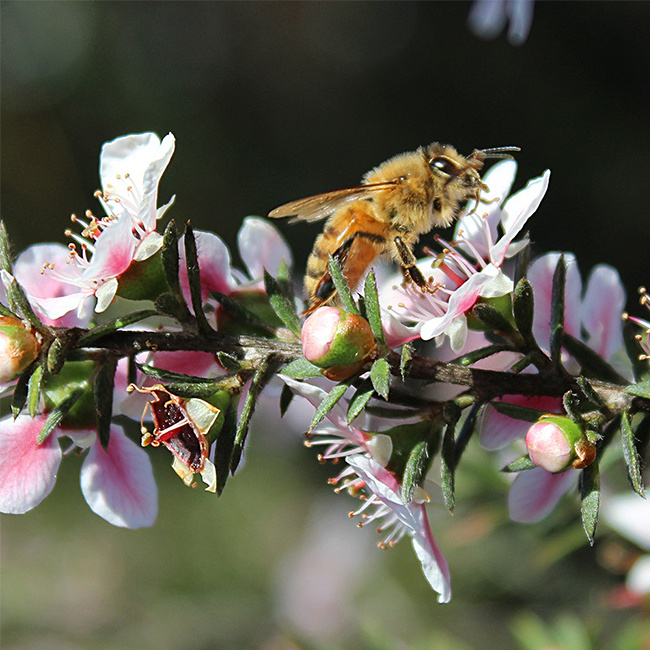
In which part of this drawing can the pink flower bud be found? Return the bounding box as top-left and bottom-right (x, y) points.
(302, 306), (376, 381)
(525, 414), (595, 473)
(0, 316), (40, 383)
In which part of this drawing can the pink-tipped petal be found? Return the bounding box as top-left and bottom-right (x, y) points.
(509, 466), (577, 523)
(480, 395), (563, 451)
(80, 426), (158, 528)
(0, 414), (62, 514)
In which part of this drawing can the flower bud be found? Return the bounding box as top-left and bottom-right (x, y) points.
(0, 316), (41, 383)
(525, 414), (596, 473)
(302, 306), (376, 380)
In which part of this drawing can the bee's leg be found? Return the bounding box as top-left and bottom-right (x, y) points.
(394, 236), (433, 292)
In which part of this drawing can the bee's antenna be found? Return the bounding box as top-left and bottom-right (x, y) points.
(476, 146), (521, 160)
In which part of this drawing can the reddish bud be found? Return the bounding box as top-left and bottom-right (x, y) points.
(526, 414), (595, 473)
(0, 316), (40, 383)
(302, 306), (376, 381)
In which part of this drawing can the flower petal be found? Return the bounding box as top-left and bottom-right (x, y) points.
(508, 466), (577, 523)
(0, 414), (62, 514)
(80, 426), (158, 528)
(238, 217), (293, 281)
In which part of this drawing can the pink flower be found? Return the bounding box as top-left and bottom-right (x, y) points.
(481, 252), (628, 522)
(179, 217), (292, 306)
(346, 454), (452, 603)
(0, 414), (157, 528)
(35, 132), (175, 320)
(382, 163), (550, 351)
(280, 375), (450, 601)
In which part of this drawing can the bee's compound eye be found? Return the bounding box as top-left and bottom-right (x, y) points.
(429, 156), (459, 176)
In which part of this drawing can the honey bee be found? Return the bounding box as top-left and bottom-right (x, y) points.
(269, 143), (519, 314)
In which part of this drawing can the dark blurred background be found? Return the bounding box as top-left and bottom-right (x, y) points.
(3, 3), (650, 648)
(3, 2), (650, 300)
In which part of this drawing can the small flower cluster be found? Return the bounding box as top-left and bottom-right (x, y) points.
(2, 131), (649, 605)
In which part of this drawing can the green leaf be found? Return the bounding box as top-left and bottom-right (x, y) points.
(453, 401), (482, 466)
(489, 399), (549, 423)
(77, 310), (159, 346)
(154, 292), (189, 321)
(230, 355), (283, 473)
(502, 455), (537, 473)
(94, 359), (117, 450)
(625, 380), (650, 398)
(347, 378), (374, 424)
(27, 363), (45, 418)
(401, 440), (429, 504)
(363, 270), (386, 348)
(400, 342), (413, 381)
(37, 387), (86, 444)
(212, 289), (275, 333)
(309, 380), (350, 431)
(183, 222), (214, 335)
(280, 358), (323, 379)
(263, 271), (302, 337)
(136, 363), (243, 397)
(215, 399), (238, 495)
(364, 405), (417, 419)
(0, 302), (17, 318)
(279, 382), (294, 417)
(512, 277), (535, 344)
(550, 254), (566, 366)
(327, 255), (359, 315)
(12, 362), (36, 419)
(440, 421), (456, 512)
(580, 461), (600, 545)
(161, 220), (181, 295)
(471, 302), (516, 336)
(216, 351), (241, 372)
(452, 343), (512, 367)
(564, 335), (628, 383)
(370, 357), (390, 400)
(621, 412), (645, 497)
(2, 271), (47, 334)
(0, 222), (12, 273)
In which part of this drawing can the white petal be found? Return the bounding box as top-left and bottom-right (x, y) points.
(238, 217), (293, 280)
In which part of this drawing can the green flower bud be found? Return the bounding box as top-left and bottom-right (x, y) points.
(301, 306), (376, 380)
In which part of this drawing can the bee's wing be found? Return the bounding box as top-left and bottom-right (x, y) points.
(268, 180), (400, 223)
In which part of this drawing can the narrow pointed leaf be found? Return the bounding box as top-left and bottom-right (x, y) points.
(564, 335), (628, 384)
(263, 271), (301, 337)
(501, 455), (537, 472)
(401, 440), (429, 504)
(625, 380), (650, 398)
(370, 357), (390, 400)
(154, 292), (189, 320)
(621, 411), (645, 496)
(161, 220), (181, 294)
(363, 271), (385, 347)
(12, 362), (36, 419)
(472, 302), (516, 336)
(453, 401), (482, 466)
(0, 302), (17, 318)
(550, 254), (566, 366)
(37, 387), (86, 444)
(279, 382), (294, 417)
(231, 355), (282, 473)
(440, 422), (456, 512)
(27, 363), (45, 417)
(94, 358), (117, 450)
(216, 351), (241, 372)
(280, 358), (323, 379)
(490, 400), (550, 422)
(327, 255), (359, 315)
(2, 272), (47, 334)
(215, 400), (238, 495)
(512, 277), (535, 344)
(309, 380), (350, 431)
(212, 289), (275, 333)
(400, 342), (413, 381)
(452, 343), (512, 367)
(347, 378), (374, 424)
(184, 222), (213, 334)
(580, 460), (600, 545)
(78, 310), (158, 346)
